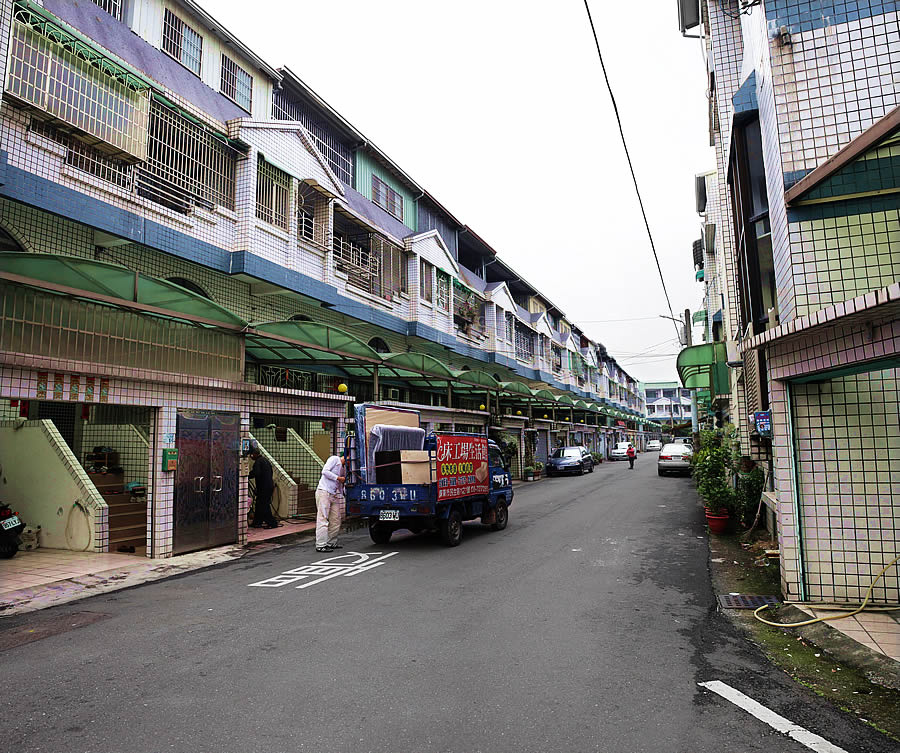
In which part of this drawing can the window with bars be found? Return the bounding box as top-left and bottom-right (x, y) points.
(436, 270), (450, 311)
(90, 0), (122, 19)
(551, 344), (563, 373)
(515, 324), (534, 363)
(372, 175), (404, 221)
(29, 119), (134, 189)
(373, 236), (407, 299)
(221, 55), (252, 112)
(136, 98), (239, 213)
(332, 232), (406, 301)
(505, 312), (514, 343)
(420, 259), (433, 303)
(7, 19), (150, 161)
(256, 157), (291, 229)
(272, 90), (354, 185)
(162, 9), (202, 76)
(297, 183), (329, 248)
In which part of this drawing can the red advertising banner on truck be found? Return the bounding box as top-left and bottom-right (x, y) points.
(435, 435), (490, 501)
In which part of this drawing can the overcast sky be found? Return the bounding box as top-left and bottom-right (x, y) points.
(211, 0), (713, 383)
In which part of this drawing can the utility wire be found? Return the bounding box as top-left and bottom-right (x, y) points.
(582, 0), (680, 342)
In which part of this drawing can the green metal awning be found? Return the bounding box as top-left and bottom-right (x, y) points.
(677, 342), (729, 393)
(0, 252), (246, 328)
(499, 381), (536, 398)
(457, 369), (500, 389)
(381, 352), (457, 379)
(533, 389), (558, 403)
(13, 0), (155, 92)
(574, 400), (592, 410)
(555, 394), (576, 406)
(246, 321), (382, 363)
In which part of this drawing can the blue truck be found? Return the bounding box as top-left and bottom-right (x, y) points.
(344, 404), (513, 546)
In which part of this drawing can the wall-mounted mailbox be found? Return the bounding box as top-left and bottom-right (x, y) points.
(162, 447), (179, 472)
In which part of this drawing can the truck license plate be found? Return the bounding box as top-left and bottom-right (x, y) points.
(1, 515), (20, 530)
(379, 510), (399, 522)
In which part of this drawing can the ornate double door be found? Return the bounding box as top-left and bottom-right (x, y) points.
(174, 411), (240, 555)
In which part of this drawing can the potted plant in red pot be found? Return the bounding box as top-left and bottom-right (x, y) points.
(693, 431), (737, 534)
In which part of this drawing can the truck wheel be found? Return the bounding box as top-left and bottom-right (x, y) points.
(0, 542), (17, 559)
(369, 523), (393, 546)
(440, 508), (463, 547)
(491, 501), (508, 531)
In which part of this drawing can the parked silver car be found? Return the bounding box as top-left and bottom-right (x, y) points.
(646, 440), (662, 451)
(547, 446), (594, 476)
(657, 443), (693, 476)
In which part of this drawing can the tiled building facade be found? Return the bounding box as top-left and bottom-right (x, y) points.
(0, 0), (655, 558)
(681, 0), (899, 605)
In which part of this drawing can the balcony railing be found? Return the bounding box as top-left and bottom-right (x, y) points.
(332, 234), (406, 302)
(298, 208), (330, 249)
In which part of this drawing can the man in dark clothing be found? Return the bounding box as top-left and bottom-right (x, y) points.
(248, 442), (279, 528)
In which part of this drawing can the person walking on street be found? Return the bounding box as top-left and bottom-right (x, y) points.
(316, 452), (345, 552)
(248, 441), (279, 528)
(626, 444), (636, 470)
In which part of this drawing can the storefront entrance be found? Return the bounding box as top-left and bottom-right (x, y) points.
(173, 411), (240, 555)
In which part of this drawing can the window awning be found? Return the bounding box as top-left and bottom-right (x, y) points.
(246, 321), (382, 363)
(0, 252), (246, 328)
(676, 342), (729, 393)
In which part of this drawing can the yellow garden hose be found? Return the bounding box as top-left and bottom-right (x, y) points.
(753, 553), (900, 627)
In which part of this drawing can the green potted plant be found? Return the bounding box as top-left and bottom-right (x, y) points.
(693, 429), (737, 533)
(591, 451), (602, 465)
(523, 465), (535, 482)
(533, 461), (544, 478)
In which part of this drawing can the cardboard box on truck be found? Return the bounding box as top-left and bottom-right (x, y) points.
(374, 450), (434, 484)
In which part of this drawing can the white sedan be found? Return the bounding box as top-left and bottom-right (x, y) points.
(610, 442), (633, 460)
(646, 440), (662, 451)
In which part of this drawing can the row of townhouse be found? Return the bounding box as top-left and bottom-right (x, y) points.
(0, 0), (657, 559)
(641, 382), (694, 427)
(677, 1), (899, 607)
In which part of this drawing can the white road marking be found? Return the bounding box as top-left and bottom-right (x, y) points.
(248, 552), (398, 590)
(698, 680), (849, 753)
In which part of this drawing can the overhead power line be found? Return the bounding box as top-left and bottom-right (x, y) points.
(581, 0), (680, 342)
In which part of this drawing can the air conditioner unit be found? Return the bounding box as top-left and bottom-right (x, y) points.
(387, 387), (401, 401)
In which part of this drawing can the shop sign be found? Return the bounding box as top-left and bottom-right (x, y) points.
(754, 411), (772, 438)
(435, 435), (489, 501)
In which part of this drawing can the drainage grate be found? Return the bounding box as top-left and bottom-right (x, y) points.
(717, 594), (780, 610)
(0, 611), (110, 651)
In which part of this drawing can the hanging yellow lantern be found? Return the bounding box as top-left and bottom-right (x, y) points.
(337, 383), (348, 394)
(543, 414), (548, 419)
(516, 410), (522, 415)
(479, 403), (486, 411)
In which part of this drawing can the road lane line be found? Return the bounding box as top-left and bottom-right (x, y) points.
(698, 680), (848, 753)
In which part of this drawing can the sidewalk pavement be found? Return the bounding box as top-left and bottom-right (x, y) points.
(0, 519), (316, 617)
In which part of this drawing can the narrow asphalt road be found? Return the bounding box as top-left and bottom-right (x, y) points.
(2, 456), (894, 752)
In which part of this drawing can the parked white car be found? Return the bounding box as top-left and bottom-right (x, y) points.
(610, 442), (633, 461)
(657, 443), (693, 476)
(646, 440), (662, 451)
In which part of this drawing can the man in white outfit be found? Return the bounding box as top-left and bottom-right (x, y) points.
(315, 452), (345, 552)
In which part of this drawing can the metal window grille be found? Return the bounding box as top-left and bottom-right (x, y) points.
(436, 270), (450, 311)
(297, 183), (330, 248)
(333, 233), (405, 300)
(515, 324), (534, 363)
(552, 344), (563, 373)
(334, 235), (377, 293)
(29, 119), (134, 190)
(90, 0), (122, 20)
(256, 157), (290, 229)
(373, 235), (407, 299)
(7, 20), (150, 161)
(136, 98), (239, 213)
(420, 259), (433, 302)
(162, 9), (202, 76)
(221, 54), (252, 112)
(272, 90), (353, 185)
(0, 283), (243, 381)
(372, 175), (403, 221)
(505, 312), (514, 343)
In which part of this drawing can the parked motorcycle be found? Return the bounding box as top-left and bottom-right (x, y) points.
(0, 502), (25, 558)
